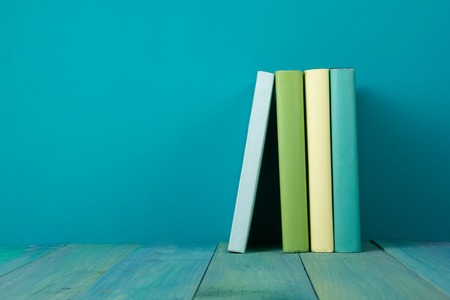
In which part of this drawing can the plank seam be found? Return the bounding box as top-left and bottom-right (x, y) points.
(81, 244), (142, 291)
(192, 243), (219, 299)
(371, 240), (450, 298)
(0, 244), (67, 279)
(298, 254), (319, 300)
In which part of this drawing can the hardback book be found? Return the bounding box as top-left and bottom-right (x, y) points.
(275, 70), (309, 253)
(304, 69), (334, 253)
(330, 68), (361, 252)
(228, 71), (275, 253)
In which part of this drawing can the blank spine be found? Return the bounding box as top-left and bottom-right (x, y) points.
(228, 71), (274, 253)
(330, 68), (361, 252)
(275, 71), (309, 253)
(305, 69), (334, 253)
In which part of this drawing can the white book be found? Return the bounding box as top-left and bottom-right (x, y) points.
(228, 71), (275, 253)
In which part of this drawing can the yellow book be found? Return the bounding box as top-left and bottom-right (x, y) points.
(304, 69), (334, 252)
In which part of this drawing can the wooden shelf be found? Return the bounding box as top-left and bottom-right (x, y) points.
(0, 241), (449, 299)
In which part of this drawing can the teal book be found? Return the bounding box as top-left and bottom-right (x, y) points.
(330, 68), (361, 252)
(275, 71), (309, 252)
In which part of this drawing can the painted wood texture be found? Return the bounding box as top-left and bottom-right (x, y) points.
(77, 244), (216, 299)
(2, 241), (450, 299)
(375, 240), (450, 296)
(0, 244), (138, 299)
(0, 245), (61, 277)
(300, 242), (449, 300)
(195, 243), (317, 299)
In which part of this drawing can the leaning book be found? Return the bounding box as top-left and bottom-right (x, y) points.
(228, 71), (274, 253)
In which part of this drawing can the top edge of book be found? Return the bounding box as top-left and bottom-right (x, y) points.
(304, 68), (329, 71)
(304, 69), (329, 75)
(257, 70), (274, 76)
(275, 70), (303, 75)
(330, 67), (355, 69)
(273, 67), (355, 72)
(275, 70), (302, 72)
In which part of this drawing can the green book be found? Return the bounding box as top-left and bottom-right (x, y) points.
(275, 71), (309, 252)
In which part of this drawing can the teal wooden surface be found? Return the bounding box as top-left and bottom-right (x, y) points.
(77, 244), (216, 299)
(1, 241), (450, 299)
(195, 243), (317, 299)
(0, 245), (61, 276)
(300, 242), (449, 300)
(0, 244), (138, 299)
(375, 240), (450, 296)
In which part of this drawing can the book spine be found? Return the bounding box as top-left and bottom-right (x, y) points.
(275, 71), (309, 252)
(228, 71), (274, 253)
(304, 69), (334, 253)
(330, 68), (361, 252)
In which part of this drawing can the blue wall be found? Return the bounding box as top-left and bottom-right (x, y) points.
(1, 0), (450, 243)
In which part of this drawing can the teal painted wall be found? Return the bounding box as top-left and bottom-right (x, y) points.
(1, 0), (449, 243)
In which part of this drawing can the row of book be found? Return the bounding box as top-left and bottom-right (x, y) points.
(228, 68), (361, 253)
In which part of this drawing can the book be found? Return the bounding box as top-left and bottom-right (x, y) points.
(246, 88), (282, 248)
(330, 68), (361, 252)
(304, 69), (334, 253)
(228, 71), (274, 253)
(275, 70), (309, 253)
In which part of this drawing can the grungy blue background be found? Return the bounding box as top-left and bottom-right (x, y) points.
(1, 0), (450, 244)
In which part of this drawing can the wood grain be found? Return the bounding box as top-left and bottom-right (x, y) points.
(77, 244), (216, 299)
(0, 244), (138, 299)
(300, 242), (449, 300)
(195, 243), (317, 299)
(0, 245), (61, 277)
(375, 240), (450, 296)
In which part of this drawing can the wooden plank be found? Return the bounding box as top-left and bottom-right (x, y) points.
(300, 242), (449, 300)
(0, 244), (138, 299)
(375, 240), (450, 296)
(0, 245), (61, 277)
(76, 244), (216, 299)
(195, 243), (317, 299)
